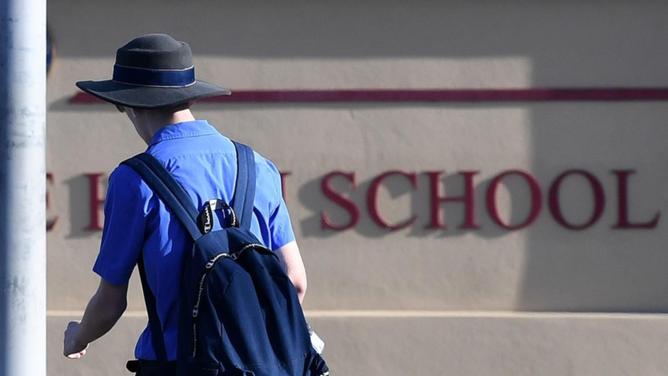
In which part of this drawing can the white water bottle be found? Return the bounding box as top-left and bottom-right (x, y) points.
(309, 326), (325, 354)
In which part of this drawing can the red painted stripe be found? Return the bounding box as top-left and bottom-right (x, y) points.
(69, 88), (668, 104)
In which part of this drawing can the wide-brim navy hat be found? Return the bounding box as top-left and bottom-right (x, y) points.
(76, 33), (230, 109)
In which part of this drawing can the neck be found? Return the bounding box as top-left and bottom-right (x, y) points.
(169, 108), (197, 124)
(132, 108), (197, 144)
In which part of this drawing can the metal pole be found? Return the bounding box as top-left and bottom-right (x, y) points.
(0, 0), (46, 374)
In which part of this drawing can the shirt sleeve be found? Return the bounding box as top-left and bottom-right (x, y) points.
(265, 159), (296, 251)
(93, 165), (153, 286)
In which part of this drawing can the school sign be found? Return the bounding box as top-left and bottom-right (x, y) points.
(49, 167), (661, 233)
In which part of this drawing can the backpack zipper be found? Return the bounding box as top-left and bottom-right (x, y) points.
(237, 243), (271, 255)
(190, 244), (270, 357)
(192, 252), (231, 357)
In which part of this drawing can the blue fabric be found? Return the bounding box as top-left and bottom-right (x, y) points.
(92, 120), (295, 360)
(113, 64), (196, 87)
(231, 142), (256, 230)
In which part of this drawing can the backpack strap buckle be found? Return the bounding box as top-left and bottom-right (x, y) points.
(197, 199), (238, 234)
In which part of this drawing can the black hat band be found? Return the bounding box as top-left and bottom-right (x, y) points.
(112, 64), (196, 88)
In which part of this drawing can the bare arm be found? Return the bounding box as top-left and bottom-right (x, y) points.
(276, 241), (307, 304)
(63, 279), (128, 358)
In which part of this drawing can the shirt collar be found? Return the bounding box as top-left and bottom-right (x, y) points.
(148, 120), (218, 146)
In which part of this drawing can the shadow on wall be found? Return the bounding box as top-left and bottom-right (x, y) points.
(520, 104), (668, 312)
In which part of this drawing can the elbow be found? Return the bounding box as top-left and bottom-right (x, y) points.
(295, 281), (307, 299)
(115, 298), (128, 317)
(114, 294), (128, 318)
(292, 275), (307, 303)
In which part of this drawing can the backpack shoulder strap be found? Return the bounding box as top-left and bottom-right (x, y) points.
(121, 153), (204, 363)
(136, 256), (168, 362)
(122, 154), (202, 241)
(231, 141), (256, 230)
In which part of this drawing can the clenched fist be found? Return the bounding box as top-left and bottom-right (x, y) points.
(63, 321), (88, 359)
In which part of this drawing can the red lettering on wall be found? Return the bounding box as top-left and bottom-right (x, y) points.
(320, 171), (360, 231)
(42, 168), (660, 234)
(85, 173), (106, 231)
(548, 170), (605, 230)
(425, 171), (479, 230)
(612, 169), (660, 229)
(46, 173), (58, 231)
(279, 171), (291, 200)
(486, 170), (542, 230)
(366, 170), (418, 230)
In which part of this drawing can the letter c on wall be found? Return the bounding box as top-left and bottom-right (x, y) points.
(366, 170), (418, 231)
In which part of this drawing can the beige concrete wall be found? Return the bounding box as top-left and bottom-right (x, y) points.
(46, 1), (668, 375)
(48, 313), (668, 376)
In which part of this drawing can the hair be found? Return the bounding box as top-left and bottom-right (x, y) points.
(134, 101), (192, 115)
(163, 102), (192, 113)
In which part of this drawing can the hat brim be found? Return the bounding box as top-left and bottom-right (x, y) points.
(75, 79), (231, 109)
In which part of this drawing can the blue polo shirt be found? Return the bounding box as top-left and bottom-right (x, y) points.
(92, 120), (295, 360)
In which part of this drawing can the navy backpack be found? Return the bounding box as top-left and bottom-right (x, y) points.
(122, 142), (329, 376)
